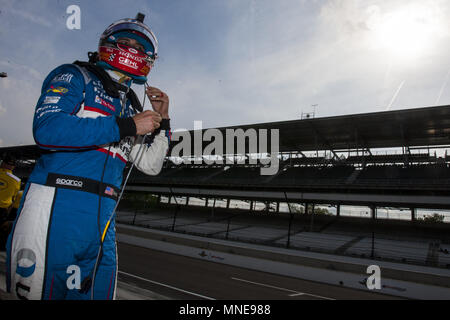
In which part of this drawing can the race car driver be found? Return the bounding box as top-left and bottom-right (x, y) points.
(6, 13), (171, 300)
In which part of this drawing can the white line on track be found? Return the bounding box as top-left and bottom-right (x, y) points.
(231, 277), (335, 300)
(118, 271), (216, 300)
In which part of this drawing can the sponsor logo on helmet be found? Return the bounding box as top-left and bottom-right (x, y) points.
(140, 66), (150, 74)
(98, 45), (152, 80)
(119, 49), (144, 62)
(56, 178), (83, 188)
(119, 56), (139, 69)
(99, 51), (111, 63)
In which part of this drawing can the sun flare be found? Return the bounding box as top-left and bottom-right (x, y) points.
(366, 4), (442, 60)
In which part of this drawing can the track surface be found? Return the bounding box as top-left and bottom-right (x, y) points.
(117, 243), (402, 300)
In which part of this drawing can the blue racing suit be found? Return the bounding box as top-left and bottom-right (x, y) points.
(6, 63), (170, 300)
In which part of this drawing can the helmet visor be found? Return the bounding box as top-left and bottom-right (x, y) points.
(111, 31), (155, 58)
(103, 21), (158, 57)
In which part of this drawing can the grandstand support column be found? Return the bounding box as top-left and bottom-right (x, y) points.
(211, 198), (216, 219)
(157, 194), (161, 205)
(276, 201), (280, 213)
(132, 208), (137, 225)
(336, 204), (341, 217)
(226, 198), (231, 209)
(185, 196), (190, 206)
(371, 205), (376, 220)
(310, 204), (315, 232)
(286, 212), (294, 249)
(171, 204), (179, 232)
(315, 133), (318, 158)
(370, 206), (376, 259)
(411, 207), (416, 222)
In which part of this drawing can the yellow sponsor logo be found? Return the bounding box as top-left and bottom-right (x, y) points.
(46, 86), (69, 95)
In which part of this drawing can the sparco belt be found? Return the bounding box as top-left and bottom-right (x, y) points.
(46, 173), (120, 201)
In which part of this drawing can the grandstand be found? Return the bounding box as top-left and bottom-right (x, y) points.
(4, 105), (450, 217)
(124, 105), (450, 213)
(3, 105), (450, 268)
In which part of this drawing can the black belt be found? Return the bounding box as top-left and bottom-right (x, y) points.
(46, 173), (120, 201)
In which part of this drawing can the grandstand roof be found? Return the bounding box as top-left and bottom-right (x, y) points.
(2, 105), (450, 159)
(174, 105), (450, 154)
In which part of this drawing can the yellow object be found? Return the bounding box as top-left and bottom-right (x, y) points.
(0, 168), (21, 209)
(13, 190), (23, 209)
(113, 71), (131, 84)
(101, 220), (111, 242)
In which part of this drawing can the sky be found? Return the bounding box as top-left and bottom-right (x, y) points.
(1, 0), (450, 147)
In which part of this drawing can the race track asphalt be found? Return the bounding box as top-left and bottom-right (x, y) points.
(117, 242), (403, 300)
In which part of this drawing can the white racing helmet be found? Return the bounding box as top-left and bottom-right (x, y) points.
(97, 13), (158, 84)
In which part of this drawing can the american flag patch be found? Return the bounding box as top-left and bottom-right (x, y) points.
(105, 186), (115, 196)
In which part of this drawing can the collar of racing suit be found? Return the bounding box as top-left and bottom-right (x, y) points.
(73, 60), (143, 113)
